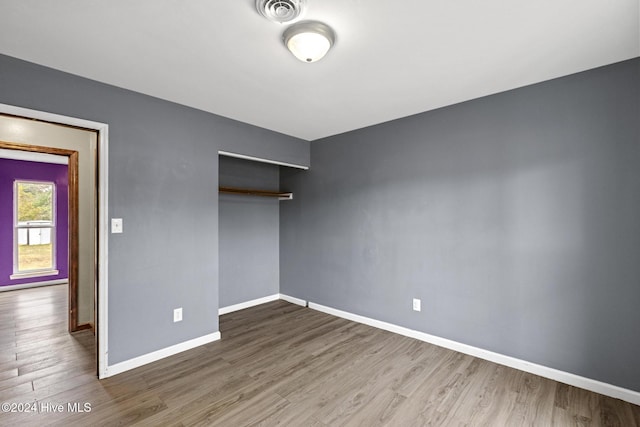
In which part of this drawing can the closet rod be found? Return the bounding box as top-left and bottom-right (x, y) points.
(219, 186), (293, 200)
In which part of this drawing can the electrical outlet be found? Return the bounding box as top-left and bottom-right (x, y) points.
(412, 298), (421, 312)
(173, 307), (183, 322)
(111, 218), (123, 234)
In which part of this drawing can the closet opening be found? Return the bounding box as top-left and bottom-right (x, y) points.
(217, 154), (287, 315)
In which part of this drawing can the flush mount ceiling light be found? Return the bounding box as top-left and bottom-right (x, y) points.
(256, 0), (305, 23)
(283, 21), (335, 63)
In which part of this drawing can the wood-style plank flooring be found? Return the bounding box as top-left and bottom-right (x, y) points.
(1, 285), (639, 426)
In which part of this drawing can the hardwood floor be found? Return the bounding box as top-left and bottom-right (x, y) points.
(1, 285), (639, 426)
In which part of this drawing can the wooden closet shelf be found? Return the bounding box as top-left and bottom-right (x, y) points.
(219, 186), (293, 200)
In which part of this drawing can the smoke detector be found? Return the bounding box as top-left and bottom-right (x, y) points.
(256, 0), (305, 23)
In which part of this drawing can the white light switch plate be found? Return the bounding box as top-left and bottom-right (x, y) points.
(111, 218), (123, 234)
(413, 298), (421, 312)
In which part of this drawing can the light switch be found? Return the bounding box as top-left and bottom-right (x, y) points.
(111, 218), (123, 234)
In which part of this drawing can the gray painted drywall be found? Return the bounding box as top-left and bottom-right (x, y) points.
(0, 53), (309, 364)
(219, 156), (280, 308)
(281, 58), (640, 391)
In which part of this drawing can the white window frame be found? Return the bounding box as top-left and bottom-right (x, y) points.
(11, 180), (59, 279)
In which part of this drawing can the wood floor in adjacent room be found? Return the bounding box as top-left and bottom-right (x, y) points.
(1, 285), (639, 426)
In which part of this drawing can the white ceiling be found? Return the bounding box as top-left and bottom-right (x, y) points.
(1, 1), (638, 141)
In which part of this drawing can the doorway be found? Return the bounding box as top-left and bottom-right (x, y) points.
(0, 120), (93, 332)
(0, 105), (109, 377)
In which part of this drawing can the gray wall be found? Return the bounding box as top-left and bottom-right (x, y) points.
(219, 156), (280, 307)
(0, 54), (309, 364)
(281, 58), (640, 391)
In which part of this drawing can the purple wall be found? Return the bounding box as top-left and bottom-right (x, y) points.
(0, 158), (68, 287)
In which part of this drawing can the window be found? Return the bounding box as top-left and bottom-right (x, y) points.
(11, 181), (59, 279)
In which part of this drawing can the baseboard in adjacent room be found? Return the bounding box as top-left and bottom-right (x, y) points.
(308, 302), (640, 406)
(103, 332), (221, 379)
(0, 279), (68, 292)
(75, 323), (93, 332)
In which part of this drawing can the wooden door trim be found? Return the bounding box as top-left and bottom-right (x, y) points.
(0, 140), (81, 332)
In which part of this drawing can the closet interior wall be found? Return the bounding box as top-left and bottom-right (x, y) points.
(218, 156), (281, 309)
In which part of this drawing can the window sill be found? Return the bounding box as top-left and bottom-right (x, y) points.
(10, 270), (59, 280)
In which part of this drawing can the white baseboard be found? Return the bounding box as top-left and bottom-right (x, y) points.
(308, 302), (640, 406)
(279, 293), (307, 307)
(219, 294), (280, 315)
(103, 332), (221, 379)
(0, 279), (68, 292)
(105, 294), (303, 378)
